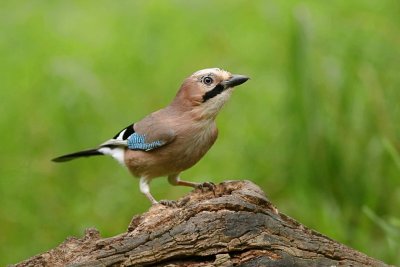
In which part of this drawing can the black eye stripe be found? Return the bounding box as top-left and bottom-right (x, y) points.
(202, 84), (224, 102)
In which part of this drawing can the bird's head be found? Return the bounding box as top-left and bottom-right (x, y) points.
(172, 68), (249, 119)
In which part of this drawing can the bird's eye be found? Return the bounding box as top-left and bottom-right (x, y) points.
(202, 76), (214, 85)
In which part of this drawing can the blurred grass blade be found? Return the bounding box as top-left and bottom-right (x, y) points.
(382, 137), (400, 171)
(362, 206), (400, 237)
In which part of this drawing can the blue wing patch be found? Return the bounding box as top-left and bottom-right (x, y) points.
(127, 133), (164, 151)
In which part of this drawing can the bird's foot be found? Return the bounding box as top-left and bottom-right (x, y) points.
(195, 181), (216, 192)
(159, 199), (178, 208)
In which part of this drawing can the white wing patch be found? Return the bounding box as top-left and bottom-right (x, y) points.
(115, 129), (127, 140)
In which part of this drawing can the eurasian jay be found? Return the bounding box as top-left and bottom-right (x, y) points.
(53, 68), (249, 205)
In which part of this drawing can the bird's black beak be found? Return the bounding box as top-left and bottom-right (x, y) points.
(222, 74), (250, 88)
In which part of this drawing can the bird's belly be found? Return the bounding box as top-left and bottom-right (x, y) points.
(124, 125), (217, 178)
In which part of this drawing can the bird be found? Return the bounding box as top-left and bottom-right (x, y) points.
(52, 68), (249, 205)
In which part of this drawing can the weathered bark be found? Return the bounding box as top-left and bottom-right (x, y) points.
(14, 180), (391, 267)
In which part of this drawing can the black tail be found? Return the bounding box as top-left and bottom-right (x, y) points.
(52, 148), (103, 162)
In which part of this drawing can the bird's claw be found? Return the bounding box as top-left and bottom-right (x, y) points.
(196, 182), (216, 192)
(159, 199), (178, 207)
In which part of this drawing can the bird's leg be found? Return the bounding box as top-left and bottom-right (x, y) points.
(168, 174), (215, 191)
(168, 173), (198, 187)
(139, 177), (158, 205)
(140, 176), (177, 207)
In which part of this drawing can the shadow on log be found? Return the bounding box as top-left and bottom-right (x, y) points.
(14, 180), (391, 267)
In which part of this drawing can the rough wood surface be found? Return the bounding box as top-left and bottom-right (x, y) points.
(14, 180), (391, 267)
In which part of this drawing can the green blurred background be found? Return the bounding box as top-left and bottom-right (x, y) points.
(1, 1), (399, 265)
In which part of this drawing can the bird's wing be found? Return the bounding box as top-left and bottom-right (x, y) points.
(100, 120), (176, 152)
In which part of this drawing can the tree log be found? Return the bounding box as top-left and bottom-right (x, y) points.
(14, 180), (391, 267)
